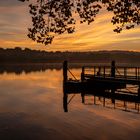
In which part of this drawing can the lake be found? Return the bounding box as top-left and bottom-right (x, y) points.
(0, 64), (140, 140)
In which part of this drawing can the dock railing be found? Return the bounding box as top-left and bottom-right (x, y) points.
(63, 61), (140, 107)
(63, 60), (140, 82)
(82, 66), (140, 80)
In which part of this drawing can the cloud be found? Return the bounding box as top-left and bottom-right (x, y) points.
(0, 1), (140, 51)
(0, 0), (25, 7)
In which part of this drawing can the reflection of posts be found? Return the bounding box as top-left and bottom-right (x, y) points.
(124, 101), (127, 111)
(138, 86), (140, 98)
(103, 97), (105, 107)
(94, 96), (96, 105)
(81, 93), (85, 103)
(63, 93), (68, 112)
(111, 97), (115, 104)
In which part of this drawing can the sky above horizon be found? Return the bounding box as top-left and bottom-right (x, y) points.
(0, 0), (140, 52)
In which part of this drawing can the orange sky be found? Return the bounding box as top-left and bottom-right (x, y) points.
(0, 0), (140, 52)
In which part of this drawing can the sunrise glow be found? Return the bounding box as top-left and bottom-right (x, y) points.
(0, 0), (140, 52)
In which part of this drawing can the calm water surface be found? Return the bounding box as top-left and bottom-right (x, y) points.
(0, 66), (140, 140)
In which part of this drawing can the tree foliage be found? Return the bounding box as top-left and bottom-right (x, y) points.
(19, 0), (140, 45)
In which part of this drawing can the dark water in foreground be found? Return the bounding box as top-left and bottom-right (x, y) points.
(0, 65), (140, 140)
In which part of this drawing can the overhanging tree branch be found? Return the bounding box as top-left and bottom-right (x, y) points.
(19, 0), (140, 45)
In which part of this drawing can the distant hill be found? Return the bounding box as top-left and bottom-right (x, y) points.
(0, 47), (140, 64)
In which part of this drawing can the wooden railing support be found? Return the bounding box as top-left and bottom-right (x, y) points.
(63, 60), (68, 83)
(81, 66), (85, 82)
(111, 60), (116, 78)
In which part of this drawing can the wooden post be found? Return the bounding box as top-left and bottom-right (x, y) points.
(135, 67), (138, 79)
(63, 61), (68, 83)
(111, 61), (116, 94)
(138, 68), (140, 80)
(81, 66), (85, 82)
(124, 67), (127, 78)
(94, 66), (96, 76)
(111, 60), (115, 78)
(97, 67), (101, 76)
(104, 66), (105, 78)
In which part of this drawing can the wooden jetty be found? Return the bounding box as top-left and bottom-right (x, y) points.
(63, 61), (140, 95)
(63, 60), (140, 112)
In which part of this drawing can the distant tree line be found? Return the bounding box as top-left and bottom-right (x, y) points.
(0, 47), (140, 64)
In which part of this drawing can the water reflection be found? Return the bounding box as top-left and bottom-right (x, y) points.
(0, 63), (62, 74)
(0, 66), (140, 140)
(63, 92), (140, 113)
(0, 63), (110, 75)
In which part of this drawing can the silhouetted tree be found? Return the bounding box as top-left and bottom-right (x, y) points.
(19, 0), (140, 45)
